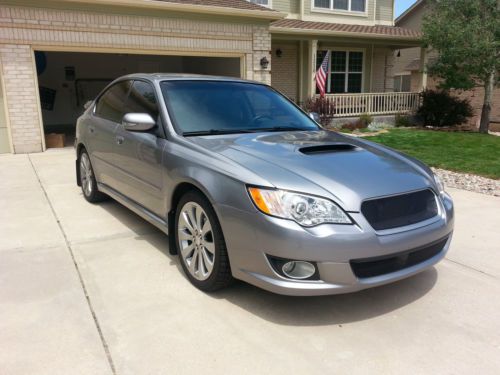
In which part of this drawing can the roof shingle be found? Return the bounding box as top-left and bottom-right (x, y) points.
(271, 19), (421, 39)
(155, 0), (275, 12)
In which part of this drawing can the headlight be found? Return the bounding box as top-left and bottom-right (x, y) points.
(247, 187), (352, 226)
(433, 173), (445, 194)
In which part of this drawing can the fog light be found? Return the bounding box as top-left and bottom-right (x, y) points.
(282, 261), (316, 280)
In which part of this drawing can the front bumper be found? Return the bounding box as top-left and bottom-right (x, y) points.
(217, 193), (454, 296)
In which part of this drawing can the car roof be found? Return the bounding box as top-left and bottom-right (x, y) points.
(118, 73), (264, 85)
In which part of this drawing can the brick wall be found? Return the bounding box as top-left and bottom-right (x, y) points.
(0, 5), (272, 153)
(0, 44), (42, 153)
(412, 75), (500, 128)
(271, 43), (298, 101)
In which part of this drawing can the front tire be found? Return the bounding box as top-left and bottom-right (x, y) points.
(175, 190), (233, 292)
(78, 150), (107, 203)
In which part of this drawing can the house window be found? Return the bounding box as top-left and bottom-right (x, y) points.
(248, 0), (271, 7)
(394, 74), (411, 92)
(316, 50), (364, 94)
(313, 0), (366, 12)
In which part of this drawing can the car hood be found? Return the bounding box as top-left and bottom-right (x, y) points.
(188, 130), (435, 211)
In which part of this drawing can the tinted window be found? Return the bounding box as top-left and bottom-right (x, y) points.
(160, 81), (319, 134)
(125, 81), (159, 121)
(95, 81), (131, 123)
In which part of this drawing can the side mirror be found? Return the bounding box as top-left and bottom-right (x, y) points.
(122, 113), (156, 132)
(309, 112), (321, 123)
(84, 100), (93, 110)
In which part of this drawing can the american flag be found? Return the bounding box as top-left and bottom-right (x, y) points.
(315, 51), (330, 97)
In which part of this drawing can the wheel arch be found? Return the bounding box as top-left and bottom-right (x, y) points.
(167, 181), (215, 255)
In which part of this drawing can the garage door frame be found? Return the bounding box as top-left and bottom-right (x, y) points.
(32, 45), (246, 151)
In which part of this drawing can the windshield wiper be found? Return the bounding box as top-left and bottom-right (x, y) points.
(182, 129), (253, 137)
(247, 126), (311, 133)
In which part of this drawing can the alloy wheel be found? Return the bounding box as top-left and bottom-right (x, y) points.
(177, 202), (215, 281)
(80, 153), (93, 197)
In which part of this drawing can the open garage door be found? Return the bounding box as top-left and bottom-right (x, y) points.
(35, 51), (241, 147)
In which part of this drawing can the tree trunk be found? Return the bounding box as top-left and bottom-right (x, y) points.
(479, 71), (496, 134)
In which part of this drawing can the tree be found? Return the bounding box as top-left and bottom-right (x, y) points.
(422, 0), (499, 133)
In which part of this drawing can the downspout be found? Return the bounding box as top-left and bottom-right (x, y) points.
(300, 0), (304, 20)
(374, 0), (377, 23)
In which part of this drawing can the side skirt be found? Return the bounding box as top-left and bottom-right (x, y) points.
(97, 182), (169, 235)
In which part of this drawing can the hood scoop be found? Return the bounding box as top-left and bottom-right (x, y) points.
(299, 143), (358, 155)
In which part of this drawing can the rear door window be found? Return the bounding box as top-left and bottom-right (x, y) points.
(94, 80), (132, 123)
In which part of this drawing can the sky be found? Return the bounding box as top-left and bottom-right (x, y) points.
(395, 0), (418, 18)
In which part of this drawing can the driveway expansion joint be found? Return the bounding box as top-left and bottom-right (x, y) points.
(27, 154), (117, 375)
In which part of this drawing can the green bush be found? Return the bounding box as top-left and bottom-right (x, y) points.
(417, 89), (473, 127)
(395, 113), (413, 127)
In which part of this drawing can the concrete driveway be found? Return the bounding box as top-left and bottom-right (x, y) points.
(1, 148), (499, 375)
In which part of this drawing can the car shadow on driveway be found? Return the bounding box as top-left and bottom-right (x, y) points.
(99, 200), (438, 327)
(210, 268), (437, 326)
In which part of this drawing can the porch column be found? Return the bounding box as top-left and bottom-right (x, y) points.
(306, 39), (318, 98)
(418, 47), (428, 91)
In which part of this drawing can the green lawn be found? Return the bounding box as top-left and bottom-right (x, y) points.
(364, 129), (500, 179)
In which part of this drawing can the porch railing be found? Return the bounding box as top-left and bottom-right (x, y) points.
(322, 92), (421, 118)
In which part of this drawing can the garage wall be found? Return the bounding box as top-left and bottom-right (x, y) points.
(0, 4), (272, 153)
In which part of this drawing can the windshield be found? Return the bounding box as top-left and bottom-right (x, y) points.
(160, 81), (319, 135)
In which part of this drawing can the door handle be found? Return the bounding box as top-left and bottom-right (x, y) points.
(116, 135), (124, 145)
(89, 126), (95, 134)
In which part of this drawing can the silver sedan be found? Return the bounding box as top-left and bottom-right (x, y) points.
(75, 74), (454, 296)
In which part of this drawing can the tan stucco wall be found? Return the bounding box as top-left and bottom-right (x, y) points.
(0, 4), (272, 153)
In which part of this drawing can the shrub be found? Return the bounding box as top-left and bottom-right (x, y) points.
(358, 113), (373, 127)
(395, 113), (413, 127)
(303, 97), (336, 127)
(417, 89), (473, 127)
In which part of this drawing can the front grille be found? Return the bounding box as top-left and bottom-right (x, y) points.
(350, 237), (448, 279)
(361, 189), (438, 231)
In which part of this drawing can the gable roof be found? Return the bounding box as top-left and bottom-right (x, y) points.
(395, 0), (425, 25)
(271, 19), (421, 40)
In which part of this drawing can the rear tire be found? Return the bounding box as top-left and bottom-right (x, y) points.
(78, 149), (107, 203)
(175, 190), (233, 292)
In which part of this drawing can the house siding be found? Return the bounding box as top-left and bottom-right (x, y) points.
(302, 0), (393, 25)
(371, 47), (394, 92)
(273, 0), (300, 14)
(0, 4), (272, 153)
(376, 0), (394, 23)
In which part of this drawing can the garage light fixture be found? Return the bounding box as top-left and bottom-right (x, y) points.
(260, 56), (269, 70)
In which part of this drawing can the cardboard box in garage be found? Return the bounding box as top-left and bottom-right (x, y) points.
(45, 133), (65, 148)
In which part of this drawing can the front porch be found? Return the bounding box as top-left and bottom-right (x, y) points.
(269, 19), (426, 117)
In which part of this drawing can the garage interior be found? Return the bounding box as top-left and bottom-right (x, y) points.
(35, 51), (241, 147)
